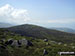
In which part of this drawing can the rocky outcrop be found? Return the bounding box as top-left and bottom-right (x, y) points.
(1, 38), (33, 48)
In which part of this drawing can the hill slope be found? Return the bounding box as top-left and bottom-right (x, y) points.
(0, 28), (75, 56)
(7, 24), (75, 43)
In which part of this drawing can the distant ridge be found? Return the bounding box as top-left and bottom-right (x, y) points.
(0, 22), (15, 28)
(50, 28), (75, 34)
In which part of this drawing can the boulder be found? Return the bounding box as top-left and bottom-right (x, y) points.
(27, 40), (33, 46)
(44, 39), (48, 42)
(11, 39), (28, 47)
(18, 38), (28, 46)
(43, 49), (48, 56)
(11, 40), (18, 46)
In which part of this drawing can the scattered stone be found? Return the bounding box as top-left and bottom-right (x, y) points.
(27, 40), (33, 46)
(58, 42), (62, 45)
(44, 39), (48, 42)
(10, 33), (15, 36)
(50, 41), (57, 44)
(43, 49), (48, 56)
(64, 44), (67, 46)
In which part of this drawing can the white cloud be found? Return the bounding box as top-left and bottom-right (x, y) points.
(28, 18), (75, 24)
(0, 4), (30, 24)
(0, 4), (74, 25)
(47, 19), (75, 23)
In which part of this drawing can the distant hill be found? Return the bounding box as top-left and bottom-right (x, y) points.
(0, 22), (15, 28)
(7, 24), (75, 43)
(50, 28), (75, 34)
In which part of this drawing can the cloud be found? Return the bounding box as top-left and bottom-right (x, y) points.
(47, 19), (75, 24)
(0, 4), (74, 25)
(0, 4), (30, 24)
(28, 18), (75, 24)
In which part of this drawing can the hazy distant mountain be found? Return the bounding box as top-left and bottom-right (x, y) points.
(7, 24), (75, 43)
(50, 28), (75, 34)
(0, 22), (15, 28)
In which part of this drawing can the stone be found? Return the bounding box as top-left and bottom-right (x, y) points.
(43, 49), (48, 56)
(19, 38), (28, 46)
(0, 45), (6, 49)
(58, 42), (62, 45)
(5, 39), (13, 46)
(17, 40), (21, 46)
(27, 40), (33, 46)
(44, 39), (48, 42)
(11, 40), (18, 46)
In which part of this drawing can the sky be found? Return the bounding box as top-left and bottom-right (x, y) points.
(0, 0), (75, 29)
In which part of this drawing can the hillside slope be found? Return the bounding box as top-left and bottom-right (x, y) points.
(8, 24), (75, 43)
(0, 28), (75, 56)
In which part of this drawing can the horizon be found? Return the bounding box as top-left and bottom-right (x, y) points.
(0, 0), (75, 29)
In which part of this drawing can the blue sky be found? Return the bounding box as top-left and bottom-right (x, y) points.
(0, 0), (75, 29)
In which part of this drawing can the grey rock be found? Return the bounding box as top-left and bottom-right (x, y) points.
(43, 49), (48, 56)
(11, 40), (18, 46)
(44, 39), (48, 42)
(19, 38), (28, 46)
